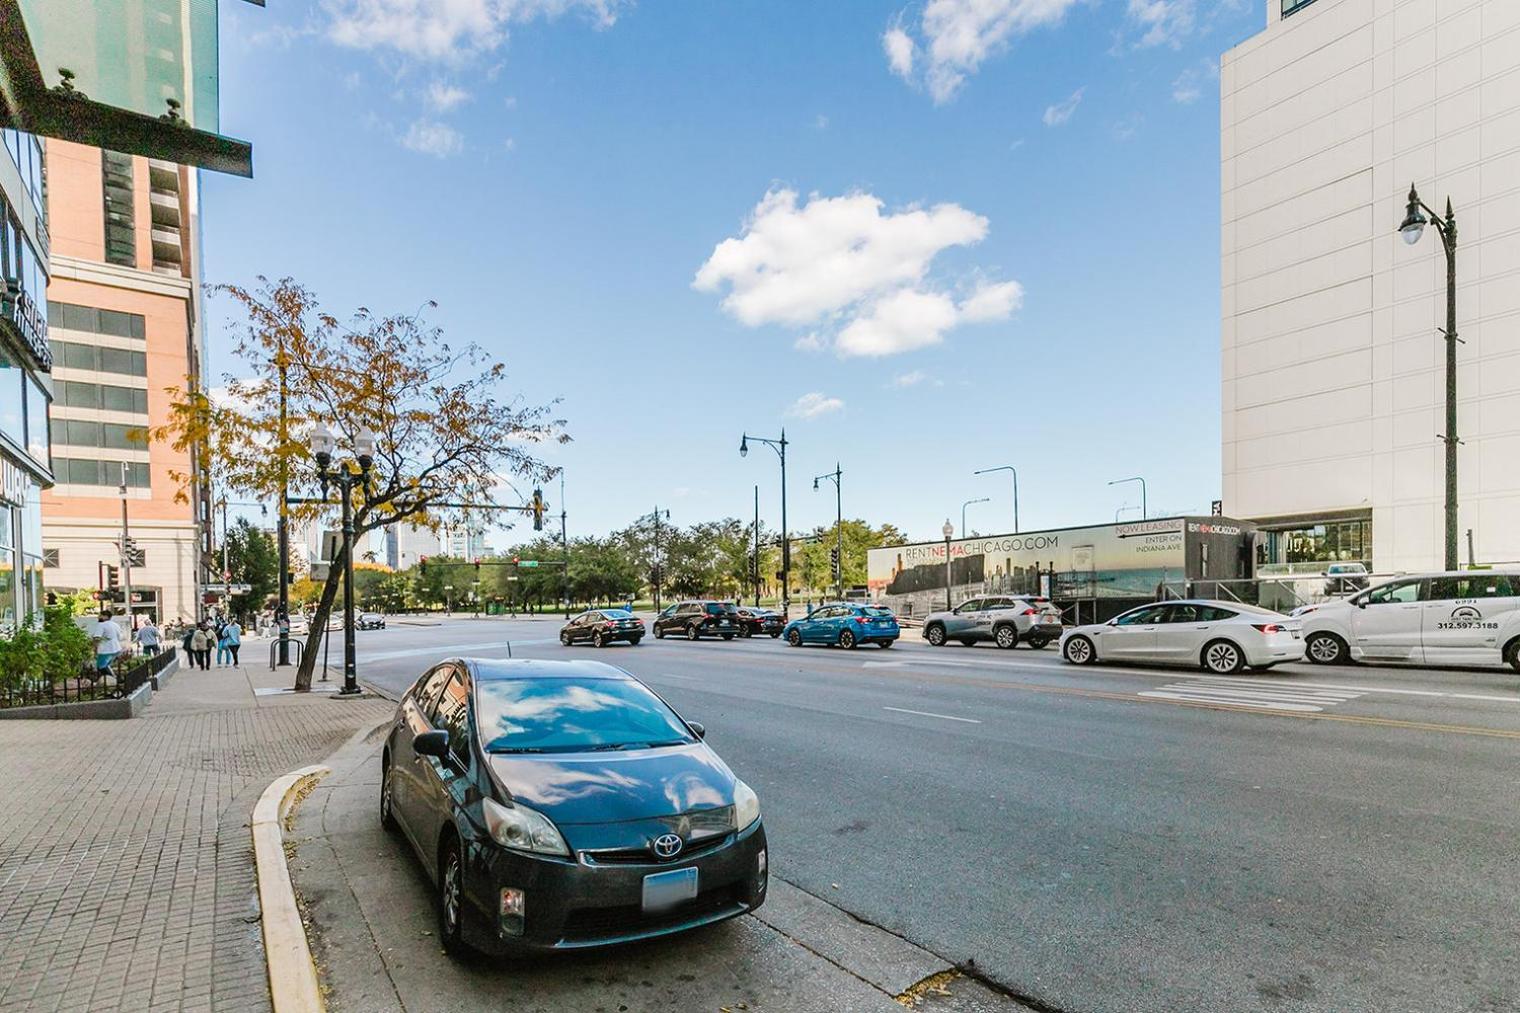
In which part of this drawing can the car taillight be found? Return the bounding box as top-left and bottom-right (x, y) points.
(1251, 623), (1285, 633)
(1021, 608), (1036, 616)
(854, 616), (866, 624)
(604, 621), (616, 628)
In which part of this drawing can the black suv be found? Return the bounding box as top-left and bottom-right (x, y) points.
(653, 601), (740, 641)
(735, 606), (784, 638)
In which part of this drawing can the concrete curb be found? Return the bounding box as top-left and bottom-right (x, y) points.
(253, 764), (331, 1013)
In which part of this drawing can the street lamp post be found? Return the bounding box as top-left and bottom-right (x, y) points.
(741, 430), (790, 616)
(961, 497), (990, 538)
(275, 341), (292, 666)
(642, 507), (671, 612)
(310, 421), (375, 696)
(1399, 183), (1461, 570)
(1108, 476), (1147, 520)
(813, 464), (843, 601)
(942, 519), (955, 610)
(973, 466), (1019, 533)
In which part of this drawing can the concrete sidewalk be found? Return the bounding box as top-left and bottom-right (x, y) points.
(289, 731), (1033, 1013)
(0, 657), (391, 1012)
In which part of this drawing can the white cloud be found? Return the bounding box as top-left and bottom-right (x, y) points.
(794, 332), (826, 352)
(885, 0), (1082, 103)
(883, 25), (915, 79)
(890, 370), (928, 388)
(402, 119), (465, 156)
(1042, 87), (1084, 126)
(325, 0), (627, 61)
(787, 392), (845, 420)
(1171, 57), (1218, 104)
(425, 80), (471, 111)
(695, 188), (1020, 358)
(1126, 0), (1194, 49)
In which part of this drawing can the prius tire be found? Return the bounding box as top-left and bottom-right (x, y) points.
(1305, 632), (1347, 666)
(925, 624), (946, 647)
(1202, 639), (1245, 675)
(1063, 635), (1096, 665)
(839, 629), (857, 650)
(438, 837), (470, 959)
(994, 625), (1018, 650)
(379, 754), (398, 833)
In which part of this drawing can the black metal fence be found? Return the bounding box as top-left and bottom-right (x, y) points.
(0, 647), (177, 710)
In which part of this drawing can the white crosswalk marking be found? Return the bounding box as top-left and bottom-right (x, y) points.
(1139, 676), (1366, 713)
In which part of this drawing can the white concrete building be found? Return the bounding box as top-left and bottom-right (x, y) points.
(1221, 0), (1520, 573)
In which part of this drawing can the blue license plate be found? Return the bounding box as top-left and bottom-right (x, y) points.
(642, 867), (698, 912)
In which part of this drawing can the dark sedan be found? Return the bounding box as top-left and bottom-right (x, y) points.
(735, 606), (784, 638)
(560, 609), (645, 647)
(380, 658), (767, 956)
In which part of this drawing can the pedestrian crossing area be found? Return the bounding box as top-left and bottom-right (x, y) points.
(1139, 676), (1366, 713)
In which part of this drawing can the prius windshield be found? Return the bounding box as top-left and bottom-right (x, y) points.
(477, 677), (696, 754)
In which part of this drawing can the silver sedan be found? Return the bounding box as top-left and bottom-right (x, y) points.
(1058, 600), (1305, 674)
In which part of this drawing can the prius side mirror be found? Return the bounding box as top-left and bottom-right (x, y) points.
(414, 729), (450, 758)
(687, 721), (706, 740)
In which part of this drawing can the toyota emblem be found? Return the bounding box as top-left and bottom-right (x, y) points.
(652, 833), (683, 859)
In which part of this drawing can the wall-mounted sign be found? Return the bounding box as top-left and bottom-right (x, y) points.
(1, 284), (51, 371)
(0, 457), (30, 506)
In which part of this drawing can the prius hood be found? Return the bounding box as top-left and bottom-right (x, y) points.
(487, 744), (736, 825)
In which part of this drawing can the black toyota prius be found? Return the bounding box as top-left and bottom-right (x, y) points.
(380, 658), (767, 956)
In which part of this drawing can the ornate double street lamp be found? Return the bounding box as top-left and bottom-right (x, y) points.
(309, 421), (375, 696)
(741, 430), (789, 615)
(813, 464), (843, 601)
(1399, 183), (1461, 571)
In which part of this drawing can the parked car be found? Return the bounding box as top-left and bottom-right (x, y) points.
(559, 609), (645, 647)
(1322, 562), (1370, 597)
(1293, 570), (1520, 670)
(735, 606), (784, 638)
(1058, 600), (1305, 674)
(921, 595), (1064, 649)
(358, 612), (387, 630)
(782, 602), (899, 649)
(652, 601), (739, 641)
(380, 658), (766, 956)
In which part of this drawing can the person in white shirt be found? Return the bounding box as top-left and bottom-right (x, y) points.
(135, 619), (162, 657)
(91, 612), (123, 676)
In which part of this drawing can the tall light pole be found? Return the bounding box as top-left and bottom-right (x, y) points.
(741, 430), (789, 616)
(275, 342), (292, 665)
(973, 466), (1019, 533)
(813, 464), (843, 601)
(1400, 183), (1461, 570)
(961, 497), (990, 538)
(1108, 476), (1147, 520)
(941, 519), (955, 610)
(310, 421), (375, 696)
(642, 507), (671, 611)
(752, 486), (761, 606)
(118, 463), (134, 630)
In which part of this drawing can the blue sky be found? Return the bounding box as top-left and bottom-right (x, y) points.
(205, 0), (1262, 547)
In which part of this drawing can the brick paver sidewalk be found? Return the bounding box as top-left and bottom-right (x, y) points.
(0, 653), (390, 1013)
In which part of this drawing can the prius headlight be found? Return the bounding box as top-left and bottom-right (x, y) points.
(732, 780), (761, 831)
(483, 797), (569, 856)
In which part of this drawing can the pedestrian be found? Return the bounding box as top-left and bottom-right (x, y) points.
(223, 618), (243, 668)
(89, 611), (122, 678)
(214, 618), (230, 667)
(181, 621), (196, 660)
(135, 617), (161, 657)
(190, 624), (212, 670)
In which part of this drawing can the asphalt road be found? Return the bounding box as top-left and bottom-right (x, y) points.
(330, 615), (1520, 1013)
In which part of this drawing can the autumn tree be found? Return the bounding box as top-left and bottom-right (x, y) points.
(154, 277), (567, 690)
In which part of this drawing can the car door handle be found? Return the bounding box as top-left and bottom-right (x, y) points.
(1194, 625), (1210, 630)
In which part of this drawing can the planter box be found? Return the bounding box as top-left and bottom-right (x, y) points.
(0, 679), (152, 720)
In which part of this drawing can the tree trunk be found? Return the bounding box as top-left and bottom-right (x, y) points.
(294, 542), (347, 691)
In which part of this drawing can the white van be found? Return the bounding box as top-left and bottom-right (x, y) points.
(1294, 571), (1520, 671)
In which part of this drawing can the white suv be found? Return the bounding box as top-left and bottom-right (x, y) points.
(1294, 571), (1520, 671)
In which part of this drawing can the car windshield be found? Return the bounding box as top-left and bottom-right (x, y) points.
(477, 676), (696, 754)
(598, 609), (633, 618)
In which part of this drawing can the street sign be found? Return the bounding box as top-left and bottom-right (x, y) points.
(310, 563), (331, 582)
(517, 560), (540, 568)
(203, 583), (252, 595)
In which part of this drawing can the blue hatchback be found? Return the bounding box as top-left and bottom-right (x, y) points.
(782, 603), (900, 649)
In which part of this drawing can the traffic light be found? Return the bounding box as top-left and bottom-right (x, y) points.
(418, 555), (428, 576)
(829, 547), (840, 576)
(531, 488), (545, 531)
(512, 555), (520, 566)
(473, 557), (482, 574)
(105, 564), (120, 593)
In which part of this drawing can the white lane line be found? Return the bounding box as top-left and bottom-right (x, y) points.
(881, 706), (982, 724)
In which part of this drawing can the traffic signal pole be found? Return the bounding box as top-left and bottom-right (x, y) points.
(119, 463), (134, 630)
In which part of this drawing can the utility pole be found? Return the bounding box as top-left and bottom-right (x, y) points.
(813, 464), (843, 601)
(560, 471), (569, 618)
(275, 344), (292, 665)
(753, 485), (761, 606)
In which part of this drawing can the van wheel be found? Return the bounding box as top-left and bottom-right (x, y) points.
(1305, 632), (1347, 666)
(925, 624), (946, 647)
(1202, 639), (1245, 675)
(994, 626), (1018, 650)
(1505, 638), (1520, 673)
(686, 624), (701, 641)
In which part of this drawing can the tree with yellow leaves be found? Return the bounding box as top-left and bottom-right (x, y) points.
(154, 277), (567, 690)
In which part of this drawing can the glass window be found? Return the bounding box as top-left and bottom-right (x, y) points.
(477, 676), (696, 754)
(433, 673), (473, 768)
(0, 348), (20, 447)
(23, 375), (48, 464)
(1425, 576), (1516, 600)
(1365, 580), (1421, 606)
(954, 599), (983, 614)
(1115, 605), (1169, 626)
(415, 665), (454, 718)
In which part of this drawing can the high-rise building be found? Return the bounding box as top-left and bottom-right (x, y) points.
(1221, 0), (1520, 573)
(40, 140), (206, 623)
(441, 525), (489, 561)
(387, 524), (442, 570)
(0, 128), (53, 631)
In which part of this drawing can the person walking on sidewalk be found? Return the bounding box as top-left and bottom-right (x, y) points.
(223, 618), (243, 668)
(89, 611), (122, 678)
(214, 618), (231, 667)
(190, 624), (212, 670)
(135, 618), (161, 657)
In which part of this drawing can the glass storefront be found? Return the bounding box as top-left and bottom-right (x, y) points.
(1256, 517), (1371, 572)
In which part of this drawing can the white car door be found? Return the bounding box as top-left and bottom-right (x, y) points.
(1096, 604), (1169, 661)
(1152, 603), (1224, 662)
(1420, 574), (1517, 665)
(1350, 578), (1424, 661)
